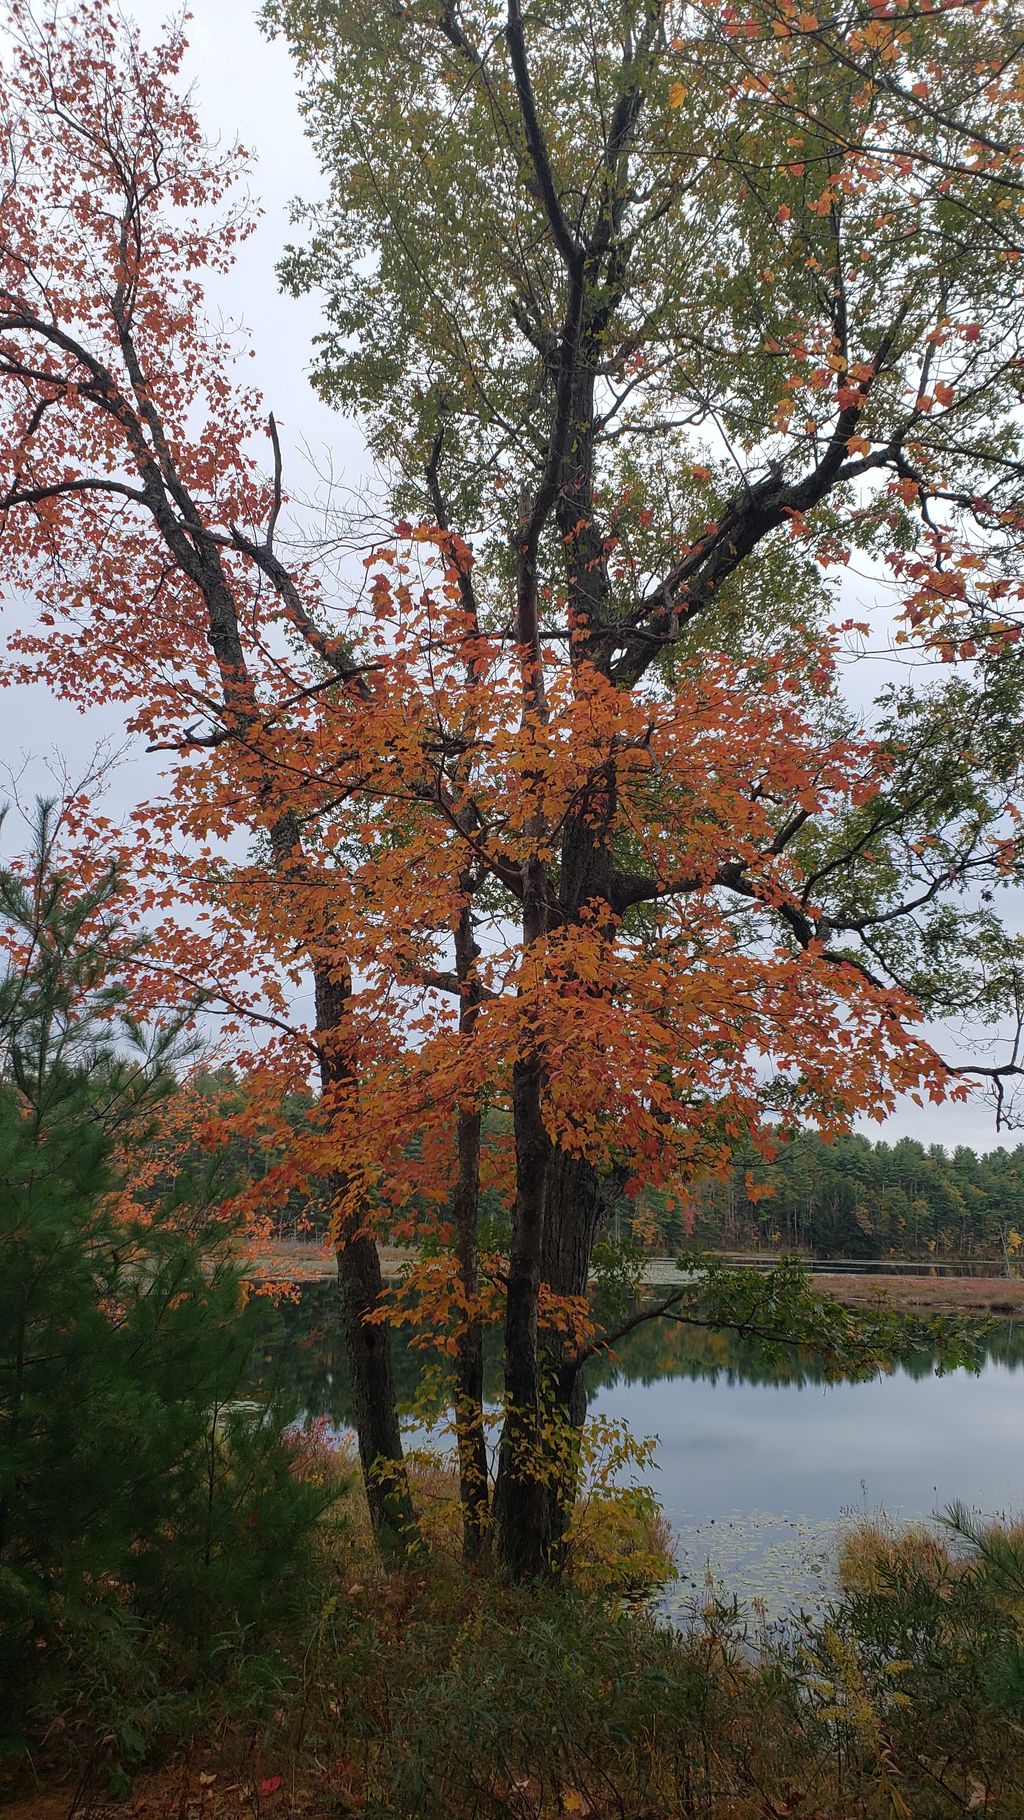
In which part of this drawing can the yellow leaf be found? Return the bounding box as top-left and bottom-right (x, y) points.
(668, 82), (688, 107)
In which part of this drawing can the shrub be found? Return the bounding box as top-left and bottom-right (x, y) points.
(809, 1506), (1024, 1815)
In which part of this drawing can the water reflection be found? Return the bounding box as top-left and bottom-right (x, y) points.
(249, 1282), (1024, 1428)
(249, 1286), (1024, 1611)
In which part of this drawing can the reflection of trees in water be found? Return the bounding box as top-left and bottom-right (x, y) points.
(248, 1286), (1024, 1430)
(249, 1284), (504, 1429)
(585, 1316), (1024, 1391)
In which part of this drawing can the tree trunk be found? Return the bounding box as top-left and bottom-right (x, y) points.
(493, 447), (557, 1577)
(529, 724), (621, 1565)
(537, 1148), (607, 1566)
(451, 894), (489, 1559)
(315, 960), (417, 1554)
(335, 1224), (417, 1550)
(452, 1102), (489, 1560)
(494, 1046), (552, 1577)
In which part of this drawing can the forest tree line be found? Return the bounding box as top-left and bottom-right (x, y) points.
(660, 1131), (1024, 1260)
(189, 1069), (1024, 1262)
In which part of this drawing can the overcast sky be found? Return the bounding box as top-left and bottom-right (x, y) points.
(4, 0), (352, 812)
(2, 0), (1019, 1154)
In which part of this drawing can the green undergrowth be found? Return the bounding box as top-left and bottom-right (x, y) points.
(308, 1424), (677, 1601)
(6, 1486), (1024, 1819)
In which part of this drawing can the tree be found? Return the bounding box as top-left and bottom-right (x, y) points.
(0, 0), (423, 1553)
(1, 0), (1023, 1578)
(0, 798), (337, 1740)
(263, 0), (1024, 1568)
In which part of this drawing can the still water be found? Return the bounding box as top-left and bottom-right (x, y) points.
(251, 1287), (1024, 1613)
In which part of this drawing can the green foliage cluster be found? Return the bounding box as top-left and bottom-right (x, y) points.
(0, 804), (343, 1774)
(12, 1527), (1024, 1817)
(650, 1127), (1024, 1258)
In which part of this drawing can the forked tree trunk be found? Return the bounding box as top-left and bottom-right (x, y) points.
(537, 1148), (607, 1567)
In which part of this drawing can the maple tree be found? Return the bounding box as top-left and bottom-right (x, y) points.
(267, 0), (1024, 1569)
(1, 0), (1023, 1577)
(0, 0), (420, 1551)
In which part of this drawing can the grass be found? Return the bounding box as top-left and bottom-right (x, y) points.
(838, 1506), (1024, 1599)
(7, 1495), (1024, 1818)
(6, 1416), (1024, 1819)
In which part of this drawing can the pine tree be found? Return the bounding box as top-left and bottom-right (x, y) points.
(0, 802), (341, 1757)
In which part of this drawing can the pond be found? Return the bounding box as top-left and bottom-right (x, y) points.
(249, 1285), (1024, 1618)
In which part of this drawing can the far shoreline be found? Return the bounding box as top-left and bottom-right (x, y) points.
(245, 1240), (1024, 1318)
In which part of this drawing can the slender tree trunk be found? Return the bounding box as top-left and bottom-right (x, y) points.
(494, 1042), (551, 1577)
(453, 1104), (488, 1558)
(451, 895), (489, 1560)
(315, 962), (417, 1554)
(334, 1223), (416, 1550)
(494, 549), (553, 1572)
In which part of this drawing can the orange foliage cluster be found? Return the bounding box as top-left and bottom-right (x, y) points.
(0, 0), (1005, 1362)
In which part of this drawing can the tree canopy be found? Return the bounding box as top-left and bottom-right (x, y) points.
(1, 0), (1023, 1572)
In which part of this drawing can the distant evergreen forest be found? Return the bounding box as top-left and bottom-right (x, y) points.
(657, 1131), (1024, 1261)
(190, 1071), (1023, 1264)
